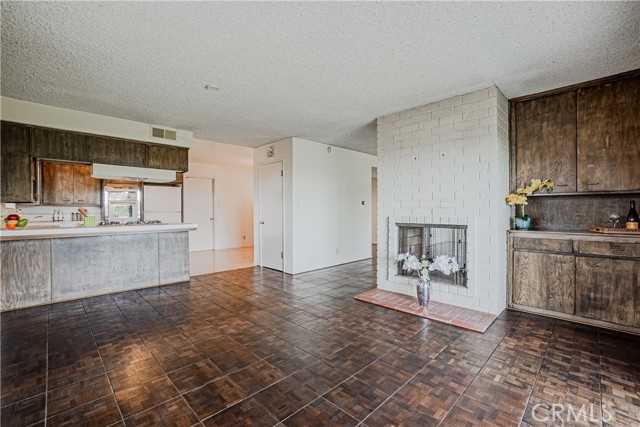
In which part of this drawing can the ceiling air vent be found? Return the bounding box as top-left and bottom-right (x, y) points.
(150, 126), (177, 141)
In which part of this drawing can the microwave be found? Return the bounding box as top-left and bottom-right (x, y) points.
(104, 185), (141, 223)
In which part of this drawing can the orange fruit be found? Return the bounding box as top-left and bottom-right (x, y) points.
(6, 223), (17, 229)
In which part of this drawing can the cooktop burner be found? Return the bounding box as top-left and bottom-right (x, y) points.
(98, 220), (163, 226)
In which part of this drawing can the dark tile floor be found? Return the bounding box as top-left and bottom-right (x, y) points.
(2, 259), (639, 427)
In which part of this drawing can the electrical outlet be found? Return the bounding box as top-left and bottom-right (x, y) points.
(243, 235), (246, 240)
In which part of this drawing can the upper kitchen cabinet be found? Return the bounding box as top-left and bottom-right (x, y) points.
(84, 135), (147, 168)
(42, 161), (101, 206)
(1, 122), (34, 203)
(31, 128), (86, 162)
(146, 144), (189, 172)
(515, 91), (577, 192)
(577, 74), (640, 192)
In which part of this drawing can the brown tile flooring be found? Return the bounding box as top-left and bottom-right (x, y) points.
(2, 259), (639, 427)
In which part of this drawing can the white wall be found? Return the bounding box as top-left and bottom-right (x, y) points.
(253, 138), (375, 274)
(0, 97), (192, 147)
(291, 138), (375, 273)
(186, 162), (254, 250)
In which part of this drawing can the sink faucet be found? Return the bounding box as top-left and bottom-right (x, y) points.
(53, 210), (62, 221)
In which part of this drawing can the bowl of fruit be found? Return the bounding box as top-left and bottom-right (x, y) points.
(4, 213), (28, 230)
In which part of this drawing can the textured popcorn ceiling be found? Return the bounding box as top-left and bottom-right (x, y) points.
(2, 2), (639, 155)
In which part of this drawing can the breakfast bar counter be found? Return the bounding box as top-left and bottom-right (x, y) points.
(0, 223), (197, 311)
(0, 222), (197, 241)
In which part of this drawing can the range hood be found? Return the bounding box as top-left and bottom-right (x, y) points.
(92, 163), (176, 183)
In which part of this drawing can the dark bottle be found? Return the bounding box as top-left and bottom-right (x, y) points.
(626, 200), (639, 230)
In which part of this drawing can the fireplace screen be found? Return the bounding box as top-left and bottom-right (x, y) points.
(397, 223), (467, 287)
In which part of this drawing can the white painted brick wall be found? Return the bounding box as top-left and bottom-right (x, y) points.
(376, 87), (510, 315)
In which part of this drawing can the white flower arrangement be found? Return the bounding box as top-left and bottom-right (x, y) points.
(396, 253), (460, 279)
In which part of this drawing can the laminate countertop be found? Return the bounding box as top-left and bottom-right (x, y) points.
(0, 222), (197, 241)
(509, 229), (640, 243)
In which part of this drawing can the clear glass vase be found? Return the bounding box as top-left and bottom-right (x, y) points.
(416, 276), (431, 307)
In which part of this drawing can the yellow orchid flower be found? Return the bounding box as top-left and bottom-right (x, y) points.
(530, 179), (542, 191)
(506, 177), (554, 208)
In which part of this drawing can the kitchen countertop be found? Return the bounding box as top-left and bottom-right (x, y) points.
(0, 222), (197, 241)
(508, 229), (640, 242)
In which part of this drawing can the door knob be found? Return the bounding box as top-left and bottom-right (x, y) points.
(260, 221), (265, 224)
(209, 217), (213, 220)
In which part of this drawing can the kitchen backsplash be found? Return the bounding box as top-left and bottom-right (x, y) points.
(526, 193), (640, 231)
(1, 203), (102, 222)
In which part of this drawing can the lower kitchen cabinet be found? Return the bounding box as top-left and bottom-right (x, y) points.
(512, 251), (575, 314)
(508, 232), (640, 334)
(576, 257), (640, 327)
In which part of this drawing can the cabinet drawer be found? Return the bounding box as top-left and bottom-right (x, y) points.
(577, 241), (640, 258)
(513, 237), (573, 253)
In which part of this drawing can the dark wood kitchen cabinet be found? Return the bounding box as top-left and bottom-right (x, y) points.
(510, 70), (640, 194)
(577, 74), (640, 192)
(31, 127), (86, 162)
(1, 122), (34, 203)
(146, 144), (189, 172)
(576, 257), (640, 327)
(508, 232), (640, 334)
(84, 135), (147, 168)
(515, 91), (577, 192)
(42, 161), (101, 206)
(512, 250), (575, 314)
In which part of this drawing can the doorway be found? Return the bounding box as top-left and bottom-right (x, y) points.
(258, 161), (284, 271)
(184, 177), (214, 251)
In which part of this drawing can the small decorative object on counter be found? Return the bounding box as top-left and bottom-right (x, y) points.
(626, 200), (639, 230)
(396, 253), (460, 307)
(3, 211), (28, 229)
(505, 178), (555, 230)
(83, 216), (97, 227)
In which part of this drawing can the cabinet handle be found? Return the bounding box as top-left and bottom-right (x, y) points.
(610, 244), (625, 252)
(586, 182), (600, 186)
(555, 184), (568, 187)
(77, 199), (85, 203)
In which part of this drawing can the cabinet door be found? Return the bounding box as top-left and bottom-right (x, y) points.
(515, 91), (577, 192)
(1, 122), (33, 203)
(85, 135), (147, 168)
(1, 122), (30, 156)
(31, 128), (86, 161)
(577, 75), (640, 191)
(576, 257), (640, 326)
(73, 164), (101, 206)
(42, 161), (75, 205)
(512, 251), (575, 314)
(146, 144), (189, 172)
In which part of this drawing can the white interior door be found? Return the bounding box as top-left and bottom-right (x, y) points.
(259, 161), (284, 271)
(184, 178), (214, 251)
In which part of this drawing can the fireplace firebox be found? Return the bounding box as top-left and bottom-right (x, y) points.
(396, 223), (467, 287)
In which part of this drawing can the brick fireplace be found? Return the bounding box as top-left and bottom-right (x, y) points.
(375, 87), (510, 315)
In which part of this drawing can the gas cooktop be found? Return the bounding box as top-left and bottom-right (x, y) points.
(98, 220), (163, 226)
